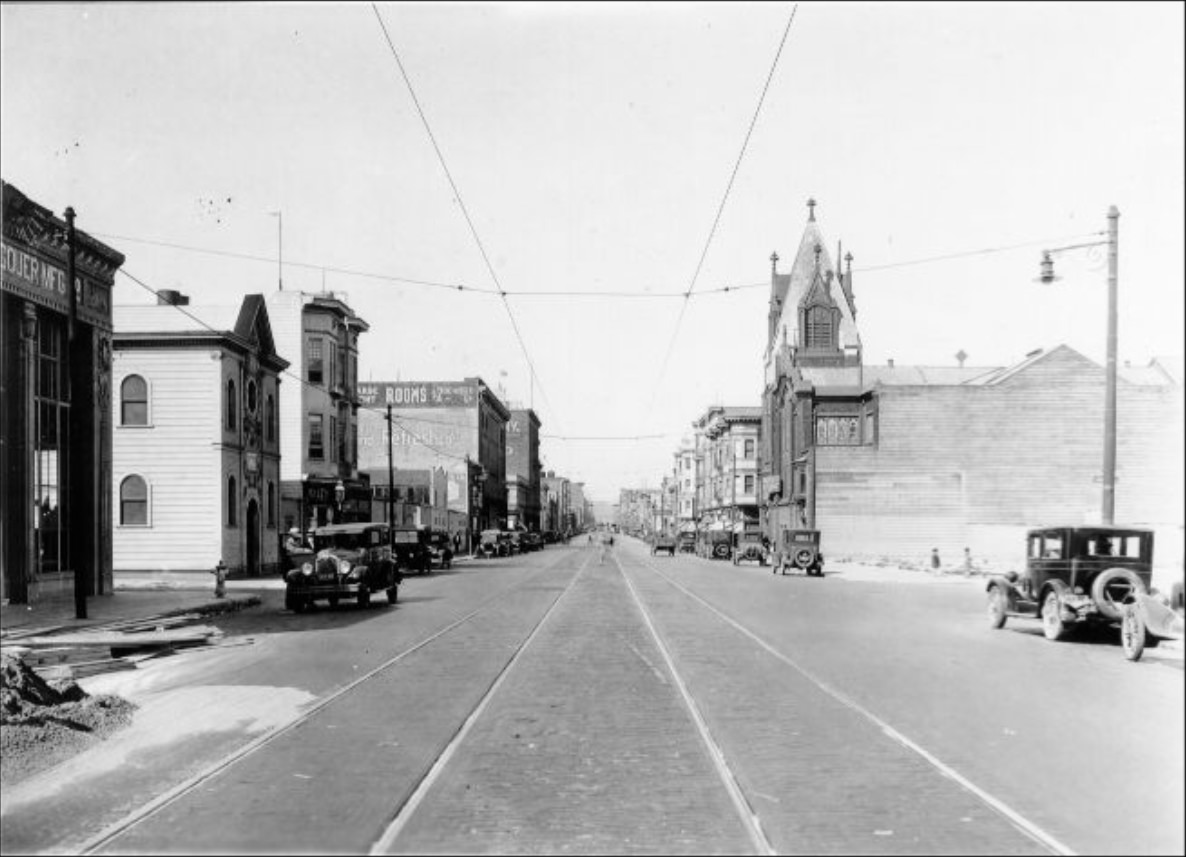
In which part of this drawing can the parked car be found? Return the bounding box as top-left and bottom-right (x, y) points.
(478, 529), (509, 558)
(678, 532), (696, 554)
(391, 526), (433, 575)
(651, 534), (677, 556)
(774, 529), (823, 576)
(426, 528), (454, 569)
(698, 530), (733, 560)
(1121, 582), (1184, 661)
(986, 525), (1154, 641)
(521, 532), (543, 552)
(732, 532), (768, 566)
(285, 522), (400, 612)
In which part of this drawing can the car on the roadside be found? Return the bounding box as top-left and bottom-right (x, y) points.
(521, 531), (543, 552)
(774, 529), (823, 576)
(391, 526), (433, 575)
(651, 534), (677, 556)
(732, 532), (769, 566)
(426, 528), (454, 570)
(285, 522), (401, 612)
(477, 528), (510, 558)
(986, 525), (1155, 642)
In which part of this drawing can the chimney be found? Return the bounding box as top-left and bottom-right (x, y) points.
(887, 358), (895, 368)
(956, 349), (967, 368)
(157, 289), (189, 306)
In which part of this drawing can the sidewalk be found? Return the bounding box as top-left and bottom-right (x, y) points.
(0, 574), (276, 636)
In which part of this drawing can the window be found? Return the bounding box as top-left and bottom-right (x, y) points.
(120, 475), (148, 525)
(267, 482), (276, 528)
(120, 375), (148, 425)
(328, 346), (337, 390)
(744, 438), (755, 459)
(745, 474), (755, 494)
(227, 476), (237, 526)
(805, 306), (833, 349)
(245, 379), (258, 415)
(266, 394), (275, 442)
(307, 337), (323, 384)
(226, 379), (237, 430)
(329, 415), (338, 462)
(815, 415), (861, 446)
(308, 414), (324, 459)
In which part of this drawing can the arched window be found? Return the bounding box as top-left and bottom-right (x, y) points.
(227, 476), (237, 526)
(120, 475), (148, 525)
(267, 482), (276, 528)
(265, 394), (275, 443)
(226, 379), (237, 430)
(245, 379), (258, 416)
(120, 375), (148, 425)
(805, 306), (834, 350)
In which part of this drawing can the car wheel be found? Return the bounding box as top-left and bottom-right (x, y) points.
(1121, 604), (1146, 661)
(1041, 589), (1071, 641)
(357, 586), (371, 608)
(387, 585), (399, 605)
(987, 586), (1008, 629)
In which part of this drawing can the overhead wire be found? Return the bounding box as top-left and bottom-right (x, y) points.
(645, 4), (799, 425)
(370, 2), (559, 433)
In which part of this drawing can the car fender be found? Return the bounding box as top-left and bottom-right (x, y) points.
(986, 575), (1025, 612)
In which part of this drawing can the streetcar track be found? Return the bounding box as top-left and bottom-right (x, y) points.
(368, 550), (593, 854)
(616, 553), (777, 856)
(75, 550), (583, 856)
(631, 552), (1076, 857)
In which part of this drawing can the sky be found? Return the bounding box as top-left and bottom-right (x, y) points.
(3, 1), (1183, 503)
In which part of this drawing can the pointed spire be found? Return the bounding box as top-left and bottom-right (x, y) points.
(770, 250), (780, 276)
(807, 198), (816, 221)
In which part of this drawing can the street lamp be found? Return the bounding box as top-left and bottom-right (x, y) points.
(1039, 206), (1119, 525)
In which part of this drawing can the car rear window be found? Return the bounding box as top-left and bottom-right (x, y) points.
(393, 532), (419, 544)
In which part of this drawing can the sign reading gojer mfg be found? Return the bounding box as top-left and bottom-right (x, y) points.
(1, 240), (112, 328)
(358, 381), (477, 409)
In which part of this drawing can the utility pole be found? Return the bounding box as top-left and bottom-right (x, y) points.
(1040, 206), (1118, 525)
(269, 211), (283, 291)
(66, 206), (86, 619)
(386, 404), (395, 543)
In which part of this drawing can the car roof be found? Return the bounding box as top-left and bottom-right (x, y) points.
(1026, 525), (1152, 536)
(315, 523), (387, 535)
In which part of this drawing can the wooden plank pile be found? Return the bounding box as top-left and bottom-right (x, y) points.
(0, 611), (250, 681)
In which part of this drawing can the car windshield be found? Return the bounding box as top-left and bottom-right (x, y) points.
(314, 531), (369, 551)
(429, 533), (448, 546)
(393, 531), (420, 544)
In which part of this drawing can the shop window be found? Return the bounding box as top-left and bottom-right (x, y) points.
(226, 379), (237, 430)
(308, 414), (324, 459)
(227, 476), (237, 526)
(120, 375), (149, 426)
(265, 394), (275, 442)
(120, 475), (148, 526)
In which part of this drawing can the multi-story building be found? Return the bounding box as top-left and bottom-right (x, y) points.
(542, 471), (569, 535)
(112, 292), (288, 576)
(355, 378), (509, 549)
(761, 200), (1183, 564)
(506, 408), (541, 531)
(673, 436), (698, 538)
(1, 180), (125, 604)
(694, 405), (762, 536)
(569, 481), (587, 532)
(266, 290), (370, 536)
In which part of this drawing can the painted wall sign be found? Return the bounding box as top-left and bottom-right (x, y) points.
(358, 381), (477, 408)
(1, 240), (112, 329)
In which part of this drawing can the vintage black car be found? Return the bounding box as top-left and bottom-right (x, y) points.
(285, 522), (401, 612)
(521, 532), (544, 552)
(678, 532), (696, 554)
(477, 529), (511, 558)
(986, 525), (1154, 641)
(651, 534), (677, 556)
(426, 528), (454, 570)
(774, 529), (823, 576)
(392, 526), (433, 575)
(732, 532), (768, 566)
(698, 530), (733, 560)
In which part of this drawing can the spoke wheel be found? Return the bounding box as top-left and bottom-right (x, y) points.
(987, 587), (1008, 629)
(1121, 604), (1147, 661)
(1041, 589), (1070, 641)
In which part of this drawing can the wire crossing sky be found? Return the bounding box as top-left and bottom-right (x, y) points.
(3, 3), (1182, 499)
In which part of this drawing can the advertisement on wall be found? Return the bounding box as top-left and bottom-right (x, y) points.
(358, 381), (477, 409)
(356, 406), (476, 513)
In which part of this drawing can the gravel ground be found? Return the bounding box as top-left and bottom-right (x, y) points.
(1, 653), (138, 788)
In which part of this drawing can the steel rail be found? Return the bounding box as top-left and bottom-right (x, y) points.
(368, 549), (594, 854)
(76, 550), (582, 856)
(634, 553), (1076, 857)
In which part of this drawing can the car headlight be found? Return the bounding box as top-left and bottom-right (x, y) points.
(339, 560), (351, 575)
(301, 562), (313, 576)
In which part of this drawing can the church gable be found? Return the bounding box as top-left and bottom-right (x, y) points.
(987, 345), (1108, 390)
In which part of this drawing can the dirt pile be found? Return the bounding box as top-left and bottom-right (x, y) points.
(1, 651), (137, 787)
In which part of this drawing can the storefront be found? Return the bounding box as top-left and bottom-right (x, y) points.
(283, 475), (372, 538)
(1, 181), (124, 604)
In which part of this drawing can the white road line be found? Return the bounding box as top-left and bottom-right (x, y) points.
(640, 557), (1076, 857)
(368, 550), (593, 855)
(75, 554), (577, 856)
(617, 554), (777, 856)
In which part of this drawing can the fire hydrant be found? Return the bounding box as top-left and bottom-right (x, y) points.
(212, 560), (227, 598)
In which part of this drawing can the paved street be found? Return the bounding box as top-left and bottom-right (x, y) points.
(2, 538), (1182, 855)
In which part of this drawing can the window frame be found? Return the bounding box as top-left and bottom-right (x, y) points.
(119, 474), (150, 527)
(119, 374), (150, 427)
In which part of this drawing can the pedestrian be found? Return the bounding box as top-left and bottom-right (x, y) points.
(963, 546), (973, 576)
(453, 532), (461, 554)
(599, 533), (612, 565)
(931, 547), (941, 572)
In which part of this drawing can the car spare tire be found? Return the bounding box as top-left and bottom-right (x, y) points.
(1091, 567), (1146, 621)
(793, 548), (814, 569)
